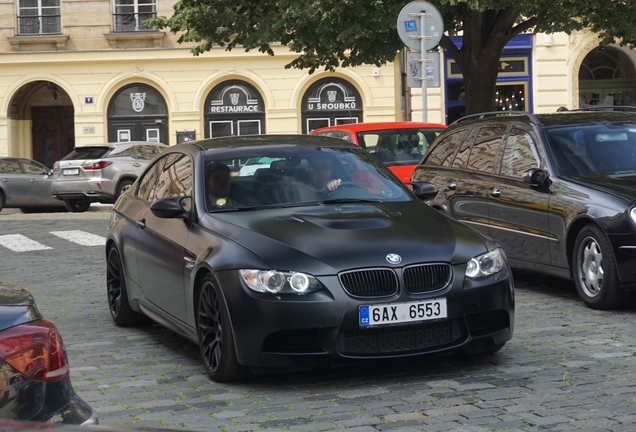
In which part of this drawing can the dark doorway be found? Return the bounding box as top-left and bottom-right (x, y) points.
(108, 84), (168, 144)
(31, 106), (74, 167)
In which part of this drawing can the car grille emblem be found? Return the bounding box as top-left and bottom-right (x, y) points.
(386, 253), (402, 264)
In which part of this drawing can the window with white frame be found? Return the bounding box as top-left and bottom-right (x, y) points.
(18, 0), (61, 35)
(113, 0), (157, 32)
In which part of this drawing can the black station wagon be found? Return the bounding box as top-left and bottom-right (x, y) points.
(413, 110), (636, 310)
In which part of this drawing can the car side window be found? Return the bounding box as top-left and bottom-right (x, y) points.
(0, 160), (22, 174)
(132, 145), (163, 160)
(153, 154), (193, 202)
(452, 129), (477, 170)
(467, 126), (507, 172)
(21, 160), (49, 175)
(425, 129), (469, 166)
(500, 128), (541, 178)
(137, 157), (168, 202)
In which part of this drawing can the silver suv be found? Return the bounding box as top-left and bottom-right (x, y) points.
(51, 141), (167, 212)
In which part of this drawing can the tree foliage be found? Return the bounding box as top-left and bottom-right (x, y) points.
(149, 0), (636, 114)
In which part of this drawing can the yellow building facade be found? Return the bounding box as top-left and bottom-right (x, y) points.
(0, 0), (633, 168)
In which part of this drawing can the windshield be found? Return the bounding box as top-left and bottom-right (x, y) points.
(204, 147), (411, 212)
(547, 123), (636, 175)
(357, 128), (444, 166)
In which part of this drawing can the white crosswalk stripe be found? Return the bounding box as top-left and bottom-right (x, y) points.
(0, 234), (53, 252)
(50, 230), (106, 247)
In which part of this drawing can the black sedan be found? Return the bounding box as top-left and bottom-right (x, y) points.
(413, 110), (636, 310)
(0, 282), (97, 424)
(106, 135), (514, 382)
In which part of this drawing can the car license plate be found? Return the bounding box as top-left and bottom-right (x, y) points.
(62, 168), (79, 176)
(359, 298), (447, 327)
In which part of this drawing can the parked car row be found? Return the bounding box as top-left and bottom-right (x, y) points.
(0, 142), (166, 214)
(413, 110), (636, 310)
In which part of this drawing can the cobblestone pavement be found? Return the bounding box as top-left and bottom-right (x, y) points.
(2, 212), (636, 431)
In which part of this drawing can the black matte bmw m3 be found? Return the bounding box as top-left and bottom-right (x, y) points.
(105, 134), (514, 382)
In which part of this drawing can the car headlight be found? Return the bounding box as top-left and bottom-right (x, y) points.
(239, 270), (322, 294)
(465, 248), (504, 279)
(630, 207), (636, 226)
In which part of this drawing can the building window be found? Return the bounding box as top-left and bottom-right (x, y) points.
(18, 0), (61, 35)
(113, 0), (156, 32)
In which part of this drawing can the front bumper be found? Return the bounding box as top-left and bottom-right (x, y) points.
(215, 263), (514, 370)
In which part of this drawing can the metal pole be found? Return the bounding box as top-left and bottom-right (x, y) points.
(420, 10), (427, 122)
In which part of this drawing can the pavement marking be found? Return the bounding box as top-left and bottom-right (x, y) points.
(0, 234), (53, 252)
(50, 230), (106, 246)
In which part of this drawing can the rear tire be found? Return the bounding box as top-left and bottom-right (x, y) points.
(196, 274), (247, 382)
(573, 224), (629, 310)
(107, 245), (146, 326)
(64, 199), (90, 213)
(116, 179), (134, 199)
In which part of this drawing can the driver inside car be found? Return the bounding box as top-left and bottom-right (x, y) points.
(305, 154), (342, 199)
(206, 162), (243, 209)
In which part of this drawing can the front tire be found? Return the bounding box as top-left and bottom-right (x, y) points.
(107, 246), (145, 326)
(65, 199), (90, 213)
(196, 275), (247, 382)
(573, 224), (629, 310)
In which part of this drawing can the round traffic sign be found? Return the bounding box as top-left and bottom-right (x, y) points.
(397, 1), (444, 51)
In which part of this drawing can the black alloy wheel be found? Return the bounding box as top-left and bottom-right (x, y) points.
(197, 275), (246, 382)
(573, 224), (629, 310)
(107, 246), (145, 326)
(65, 199), (91, 213)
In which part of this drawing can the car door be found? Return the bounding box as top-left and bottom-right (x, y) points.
(0, 159), (30, 206)
(487, 126), (552, 265)
(443, 126), (505, 236)
(134, 152), (193, 322)
(19, 159), (59, 206)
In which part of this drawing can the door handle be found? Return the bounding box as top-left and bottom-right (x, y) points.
(136, 218), (146, 229)
(30, 179), (36, 183)
(1, 179), (8, 183)
(447, 181), (457, 190)
(132, 163), (141, 167)
(489, 187), (501, 198)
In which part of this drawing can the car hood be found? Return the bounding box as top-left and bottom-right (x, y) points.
(0, 282), (42, 331)
(565, 173), (636, 201)
(208, 201), (491, 275)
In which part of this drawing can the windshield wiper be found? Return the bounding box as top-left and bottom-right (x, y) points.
(322, 198), (382, 204)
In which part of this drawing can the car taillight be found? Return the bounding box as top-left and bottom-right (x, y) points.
(0, 319), (70, 381)
(52, 162), (60, 172)
(82, 160), (113, 170)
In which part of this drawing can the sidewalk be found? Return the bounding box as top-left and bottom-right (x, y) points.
(0, 203), (112, 216)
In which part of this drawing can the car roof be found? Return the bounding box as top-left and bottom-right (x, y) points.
(182, 134), (360, 151)
(450, 110), (636, 129)
(72, 141), (167, 150)
(310, 121), (447, 134)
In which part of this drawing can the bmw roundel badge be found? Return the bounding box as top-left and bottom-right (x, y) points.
(386, 253), (402, 264)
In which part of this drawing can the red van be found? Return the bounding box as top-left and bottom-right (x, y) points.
(310, 121), (446, 182)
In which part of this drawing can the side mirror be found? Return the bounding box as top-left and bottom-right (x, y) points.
(523, 168), (549, 187)
(150, 196), (192, 219)
(406, 182), (438, 201)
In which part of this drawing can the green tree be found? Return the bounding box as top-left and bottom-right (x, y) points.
(149, 0), (636, 115)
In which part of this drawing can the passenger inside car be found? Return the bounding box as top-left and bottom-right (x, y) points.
(206, 162), (243, 209)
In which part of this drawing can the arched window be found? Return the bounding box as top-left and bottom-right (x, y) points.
(579, 47), (636, 107)
(301, 78), (363, 133)
(204, 80), (266, 138)
(108, 84), (168, 143)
